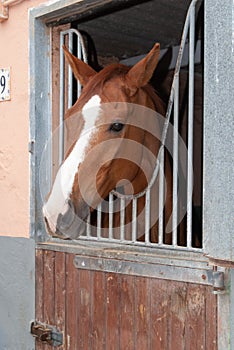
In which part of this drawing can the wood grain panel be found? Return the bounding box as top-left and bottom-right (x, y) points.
(35, 249), (44, 350)
(106, 273), (120, 350)
(35, 249), (218, 350)
(184, 284), (206, 349)
(54, 252), (66, 349)
(135, 276), (151, 349)
(205, 287), (217, 349)
(43, 250), (55, 350)
(65, 253), (78, 350)
(119, 275), (136, 350)
(150, 278), (169, 349)
(91, 271), (106, 350)
(78, 268), (91, 350)
(168, 281), (187, 349)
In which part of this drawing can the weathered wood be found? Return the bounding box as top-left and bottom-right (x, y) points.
(184, 284), (206, 349)
(91, 271), (106, 350)
(135, 276), (151, 349)
(150, 278), (169, 349)
(65, 253), (78, 350)
(35, 249), (44, 322)
(35, 249), (218, 350)
(35, 250), (44, 350)
(119, 275), (135, 350)
(78, 268), (91, 350)
(54, 252), (66, 347)
(205, 287), (217, 349)
(43, 250), (55, 350)
(106, 273), (120, 350)
(168, 281), (187, 349)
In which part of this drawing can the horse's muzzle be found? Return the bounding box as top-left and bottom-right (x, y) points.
(54, 199), (89, 239)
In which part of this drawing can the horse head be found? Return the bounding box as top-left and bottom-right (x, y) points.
(43, 43), (166, 239)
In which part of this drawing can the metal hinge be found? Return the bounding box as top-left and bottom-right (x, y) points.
(210, 266), (225, 295)
(28, 140), (35, 154)
(31, 321), (63, 347)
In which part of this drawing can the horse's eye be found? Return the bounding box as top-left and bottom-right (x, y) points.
(109, 122), (124, 133)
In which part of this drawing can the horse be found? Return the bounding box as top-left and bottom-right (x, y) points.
(42, 43), (175, 244)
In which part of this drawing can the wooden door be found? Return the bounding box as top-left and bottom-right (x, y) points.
(35, 247), (217, 350)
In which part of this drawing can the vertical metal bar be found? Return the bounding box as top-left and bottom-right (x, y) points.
(120, 198), (125, 241)
(58, 28), (88, 174)
(86, 213), (91, 237)
(145, 189), (151, 244)
(132, 198), (137, 242)
(187, 4), (195, 248)
(109, 193), (113, 239)
(77, 36), (82, 98)
(68, 33), (73, 108)
(59, 33), (65, 165)
(172, 75), (179, 246)
(158, 150), (164, 244)
(97, 203), (102, 239)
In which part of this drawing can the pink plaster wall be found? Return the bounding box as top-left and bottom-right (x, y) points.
(0, 0), (47, 236)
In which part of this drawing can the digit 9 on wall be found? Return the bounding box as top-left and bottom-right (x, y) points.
(0, 68), (11, 102)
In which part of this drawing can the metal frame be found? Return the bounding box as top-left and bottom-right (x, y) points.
(29, 1), (233, 292)
(203, 0), (234, 264)
(29, 0), (234, 347)
(203, 1), (234, 347)
(30, 0), (203, 254)
(29, 13), (52, 241)
(67, 0), (201, 252)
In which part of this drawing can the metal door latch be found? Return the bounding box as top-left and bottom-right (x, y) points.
(31, 321), (63, 347)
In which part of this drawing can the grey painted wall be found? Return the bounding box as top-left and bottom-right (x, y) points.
(203, 0), (234, 262)
(0, 237), (35, 350)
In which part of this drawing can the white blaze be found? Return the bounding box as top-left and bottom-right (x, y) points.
(43, 95), (101, 232)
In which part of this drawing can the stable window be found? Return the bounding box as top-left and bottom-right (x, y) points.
(29, 2), (234, 347)
(31, 0), (204, 249)
(30, 0), (233, 265)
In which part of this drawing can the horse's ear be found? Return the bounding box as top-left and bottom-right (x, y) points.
(63, 45), (97, 86)
(126, 43), (160, 94)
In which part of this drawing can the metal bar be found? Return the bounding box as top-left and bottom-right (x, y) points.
(172, 75), (179, 246)
(68, 32), (73, 108)
(77, 36), (82, 98)
(77, 234), (203, 252)
(73, 254), (211, 286)
(145, 189), (151, 244)
(86, 213), (91, 237)
(158, 149), (164, 244)
(59, 32), (65, 165)
(97, 203), (102, 239)
(187, 4), (195, 248)
(132, 198), (137, 242)
(108, 193), (113, 239)
(120, 198), (125, 241)
(59, 28), (88, 165)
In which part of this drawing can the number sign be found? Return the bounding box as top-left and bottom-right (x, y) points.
(0, 68), (11, 102)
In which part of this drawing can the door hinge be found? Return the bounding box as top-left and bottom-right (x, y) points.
(28, 140), (35, 154)
(211, 266), (225, 294)
(31, 321), (63, 347)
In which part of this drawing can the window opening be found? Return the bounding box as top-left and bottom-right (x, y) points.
(51, 0), (203, 252)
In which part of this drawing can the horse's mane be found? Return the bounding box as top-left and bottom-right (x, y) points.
(86, 63), (130, 91)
